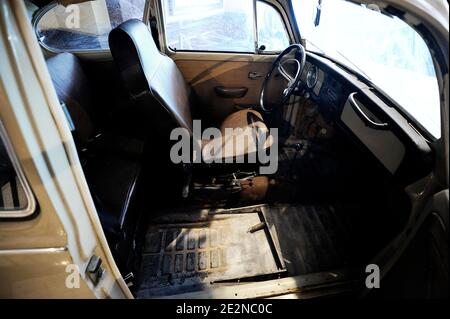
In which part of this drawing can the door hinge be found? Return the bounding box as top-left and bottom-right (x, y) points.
(86, 255), (106, 286)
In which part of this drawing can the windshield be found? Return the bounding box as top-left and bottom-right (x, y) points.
(293, 0), (441, 138)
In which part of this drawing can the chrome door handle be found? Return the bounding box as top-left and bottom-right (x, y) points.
(248, 72), (263, 80)
(348, 93), (389, 130)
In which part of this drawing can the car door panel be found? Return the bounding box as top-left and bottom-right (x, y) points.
(173, 54), (280, 122)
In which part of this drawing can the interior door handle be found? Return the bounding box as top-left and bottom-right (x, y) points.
(248, 72), (263, 80)
(348, 93), (389, 130)
(215, 86), (248, 98)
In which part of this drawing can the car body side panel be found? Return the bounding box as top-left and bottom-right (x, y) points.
(0, 249), (94, 299)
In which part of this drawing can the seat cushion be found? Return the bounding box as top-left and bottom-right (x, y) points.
(202, 110), (273, 162)
(45, 52), (95, 145)
(220, 110), (265, 133)
(87, 155), (141, 233)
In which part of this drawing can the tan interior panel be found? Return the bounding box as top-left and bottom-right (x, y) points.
(174, 54), (282, 123)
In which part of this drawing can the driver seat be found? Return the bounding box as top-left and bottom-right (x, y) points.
(108, 19), (273, 162)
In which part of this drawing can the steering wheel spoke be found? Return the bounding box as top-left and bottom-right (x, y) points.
(278, 63), (295, 83)
(260, 44), (306, 113)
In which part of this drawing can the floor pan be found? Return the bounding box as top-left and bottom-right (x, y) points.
(262, 205), (355, 276)
(136, 212), (285, 298)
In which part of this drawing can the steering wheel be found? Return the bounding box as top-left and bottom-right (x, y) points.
(260, 44), (306, 113)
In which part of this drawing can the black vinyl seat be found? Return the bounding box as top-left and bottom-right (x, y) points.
(45, 52), (143, 245)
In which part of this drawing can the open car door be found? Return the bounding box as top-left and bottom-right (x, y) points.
(0, 0), (132, 298)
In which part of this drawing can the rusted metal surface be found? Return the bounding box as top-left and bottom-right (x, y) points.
(136, 213), (286, 298)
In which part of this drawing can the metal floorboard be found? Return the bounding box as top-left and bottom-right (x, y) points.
(262, 204), (357, 276)
(136, 213), (283, 298)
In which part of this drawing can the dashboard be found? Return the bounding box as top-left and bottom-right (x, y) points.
(295, 52), (434, 185)
(299, 58), (347, 120)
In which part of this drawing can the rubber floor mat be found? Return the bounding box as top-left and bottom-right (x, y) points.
(136, 213), (283, 298)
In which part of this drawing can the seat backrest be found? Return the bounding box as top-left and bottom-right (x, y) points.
(45, 52), (94, 145)
(109, 19), (193, 135)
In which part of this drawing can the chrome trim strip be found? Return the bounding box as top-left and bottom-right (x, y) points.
(0, 247), (67, 255)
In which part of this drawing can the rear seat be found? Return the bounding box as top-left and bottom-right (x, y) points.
(45, 52), (143, 247)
